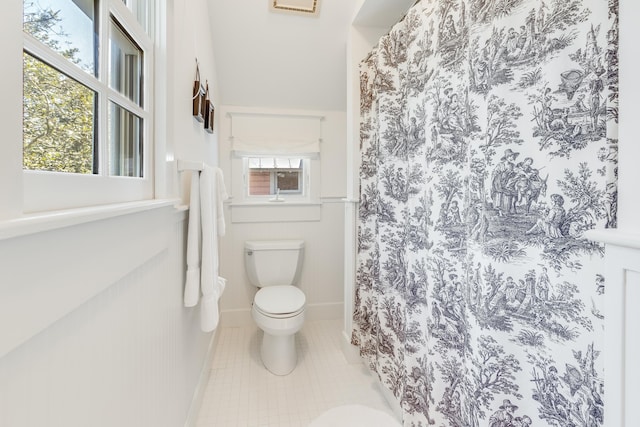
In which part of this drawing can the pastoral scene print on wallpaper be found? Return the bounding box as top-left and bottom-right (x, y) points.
(352, 0), (618, 426)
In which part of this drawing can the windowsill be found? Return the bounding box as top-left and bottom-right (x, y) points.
(0, 198), (180, 241)
(228, 201), (321, 207)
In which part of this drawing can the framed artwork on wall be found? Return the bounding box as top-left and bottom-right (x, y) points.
(192, 63), (205, 122)
(204, 83), (215, 133)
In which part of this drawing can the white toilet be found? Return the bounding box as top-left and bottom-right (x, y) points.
(245, 240), (306, 375)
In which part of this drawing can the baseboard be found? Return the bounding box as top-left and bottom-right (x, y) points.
(183, 328), (220, 427)
(307, 302), (343, 321)
(220, 308), (253, 327)
(220, 302), (343, 328)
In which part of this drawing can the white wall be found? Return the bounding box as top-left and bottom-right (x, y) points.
(0, 0), (223, 426)
(0, 208), (208, 427)
(168, 0), (221, 203)
(216, 106), (347, 326)
(617, 0), (640, 232)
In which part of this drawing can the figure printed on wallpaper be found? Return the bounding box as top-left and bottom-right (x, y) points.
(514, 157), (548, 214)
(427, 80), (480, 165)
(512, 415), (533, 427)
(541, 366), (571, 415)
(359, 67), (375, 115)
(444, 275), (464, 324)
(572, 93), (588, 113)
(491, 149), (519, 214)
(477, 95), (524, 201)
(439, 202), (450, 226)
(432, 300), (442, 330)
(466, 262), (481, 310)
(449, 200), (462, 224)
(428, 262), (470, 350)
(441, 90), (465, 133)
(589, 64), (606, 132)
(488, 275), (511, 313)
(436, 1), (469, 69)
(501, 162), (521, 215)
(467, 204), (489, 242)
(525, 193), (566, 238)
(469, 30), (515, 93)
(515, 270), (537, 315)
(488, 399), (519, 427)
(442, 14), (458, 41)
(529, 344), (604, 427)
(504, 276), (522, 311)
(537, 266), (551, 302)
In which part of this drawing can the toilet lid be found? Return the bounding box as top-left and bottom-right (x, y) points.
(254, 286), (305, 315)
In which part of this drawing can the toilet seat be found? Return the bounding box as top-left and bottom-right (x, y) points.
(254, 285), (305, 318)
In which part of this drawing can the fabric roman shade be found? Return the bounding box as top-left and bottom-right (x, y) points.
(231, 137), (320, 158)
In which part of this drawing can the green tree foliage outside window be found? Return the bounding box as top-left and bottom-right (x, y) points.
(23, 3), (95, 174)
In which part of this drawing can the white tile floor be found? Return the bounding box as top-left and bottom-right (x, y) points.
(196, 319), (397, 427)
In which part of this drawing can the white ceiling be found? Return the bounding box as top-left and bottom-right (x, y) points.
(207, 0), (414, 111)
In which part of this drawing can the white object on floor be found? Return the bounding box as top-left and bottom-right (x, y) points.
(308, 404), (401, 427)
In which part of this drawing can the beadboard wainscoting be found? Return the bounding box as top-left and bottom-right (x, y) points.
(586, 229), (640, 427)
(0, 205), (216, 427)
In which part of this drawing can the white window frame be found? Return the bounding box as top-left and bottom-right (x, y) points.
(230, 155), (320, 206)
(22, 0), (154, 212)
(244, 157), (310, 201)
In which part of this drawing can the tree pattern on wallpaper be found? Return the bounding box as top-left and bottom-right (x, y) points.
(352, 0), (617, 426)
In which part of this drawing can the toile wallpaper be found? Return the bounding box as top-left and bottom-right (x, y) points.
(352, 0), (618, 426)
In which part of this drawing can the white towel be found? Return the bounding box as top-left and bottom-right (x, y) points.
(184, 171), (201, 307)
(183, 165), (229, 332)
(216, 167), (228, 236)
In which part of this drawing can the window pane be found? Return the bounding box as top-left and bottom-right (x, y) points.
(23, 0), (97, 75)
(109, 102), (143, 177)
(110, 18), (143, 106)
(247, 157), (303, 196)
(276, 171), (300, 192)
(23, 52), (96, 174)
(248, 170), (272, 196)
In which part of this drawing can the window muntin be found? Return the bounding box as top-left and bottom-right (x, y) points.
(23, 0), (98, 75)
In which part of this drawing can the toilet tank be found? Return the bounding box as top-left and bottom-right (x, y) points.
(245, 240), (304, 288)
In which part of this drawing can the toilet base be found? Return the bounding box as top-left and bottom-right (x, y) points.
(261, 332), (297, 375)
